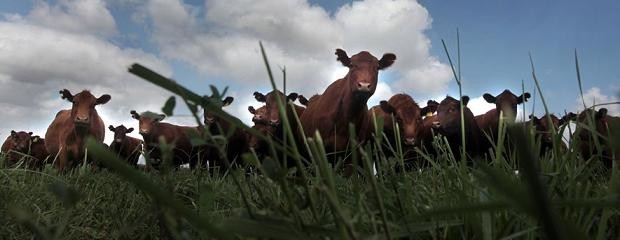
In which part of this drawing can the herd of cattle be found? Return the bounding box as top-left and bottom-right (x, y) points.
(1, 49), (618, 173)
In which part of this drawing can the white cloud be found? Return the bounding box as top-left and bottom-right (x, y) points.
(467, 96), (496, 116)
(146, 0), (452, 97)
(574, 87), (620, 116)
(0, 19), (171, 143)
(367, 82), (395, 107)
(12, 0), (118, 37)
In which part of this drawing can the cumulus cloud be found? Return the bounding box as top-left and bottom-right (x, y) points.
(8, 0), (117, 37)
(145, 0), (452, 100)
(0, 7), (172, 144)
(574, 87), (620, 116)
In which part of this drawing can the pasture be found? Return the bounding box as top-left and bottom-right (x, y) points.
(1, 45), (619, 240)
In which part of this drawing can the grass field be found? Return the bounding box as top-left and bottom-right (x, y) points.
(1, 45), (619, 239)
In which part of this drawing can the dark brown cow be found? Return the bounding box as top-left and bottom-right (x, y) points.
(45, 89), (110, 170)
(1, 131), (49, 169)
(248, 105), (268, 124)
(300, 49), (396, 158)
(528, 113), (575, 155)
(575, 108), (619, 168)
(371, 95), (438, 147)
(130, 111), (201, 169)
(253, 90), (304, 126)
(201, 96), (248, 172)
(246, 106), (276, 158)
(475, 90), (531, 141)
(436, 96), (486, 161)
(108, 125), (143, 167)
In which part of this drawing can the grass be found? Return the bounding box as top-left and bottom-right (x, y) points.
(1, 43), (619, 239)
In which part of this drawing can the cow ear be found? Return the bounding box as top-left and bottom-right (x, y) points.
(248, 106), (256, 114)
(335, 48), (351, 67)
(378, 53), (396, 70)
(28, 132), (33, 135)
(59, 89), (74, 102)
(31, 136), (40, 143)
(597, 108), (608, 118)
(130, 110), (140, 120)
(96, 94), (111, 105)
(483, 93), (496, 103)
(517, 92), (531, 104)
(379, 100), (395, 114)
(127, 128), (134, 133)
(157, 114), (166, 121)
(461, 96), (470, 106)
(254, 92), (266, 102)
(109, 125), (115, 131)
(222, 96), (234, 106)
(286, 93), (299, 102)
(298, 95), (309, 106)
(10, 130), (17, 137)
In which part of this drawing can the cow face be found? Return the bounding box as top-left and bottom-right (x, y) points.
(246, 124), (275, 151)
(380, 94), (424, 145)
(577, 108), (609, 138)
(9, 131), (34, 152)
(483, 89), (530, 122)
(248, 105), (268, 124)
(60, 89), (111, 127)
(335, 49), (396, 100)
(254, 90), (299, 126)
(437, 96), (471, 135)
(130, 110), (165, 136)
(108, 125), (134, 143)
(203, 96), (234, 126)
(530, 114), (561, 143)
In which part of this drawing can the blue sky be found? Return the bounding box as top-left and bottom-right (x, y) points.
(0, 0), (618, 143)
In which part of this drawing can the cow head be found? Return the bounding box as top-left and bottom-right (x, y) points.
(248, 105), (268, 124)
(483, 89), (530, 122)
(9, 130), (35, 152)
(422, 100), (440, 117)
(379, 94), (424, 145)
(108, 125), (134, 143)
(130, 110), (165, 136)
(254, 90), (299, 126)
(246, 124), (275, 151)
(203, 95), (234, 126)
(437, 96), (472, 134)
(336, 49), (396, 100)
(529, 114), (561, 143)
(59, 89), (111, 127)
(577, 108), (609, 137)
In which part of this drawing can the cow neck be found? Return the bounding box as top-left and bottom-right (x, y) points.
(336, 76), (369, 126)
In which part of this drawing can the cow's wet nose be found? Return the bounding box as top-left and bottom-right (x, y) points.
(357, 82), (372, 91)
(270, 119), (280, 126)
(75, 116), (89, 123)
(404, 137), (416, 145)
(140, 129), (149, 134)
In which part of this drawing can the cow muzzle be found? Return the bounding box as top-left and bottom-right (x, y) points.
(269, 119), (280, 126)
(356, 82), (372, 92)
(74, 116), (90, 125)
(140, 129), (150, 135)
(404, 137), (416, 146)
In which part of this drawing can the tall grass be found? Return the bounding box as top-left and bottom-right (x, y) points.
(1, 44), (619, 239)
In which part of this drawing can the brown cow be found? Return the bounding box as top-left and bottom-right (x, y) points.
(253, 90), (304, 126)
(248, 105), (268, 125)
(1, 131), (49, 169)
(108, 125), (143, 167)
(300, 49), (395, 173)
(130, 110), (201, 170)
(45, 89), (110, 170)
(575, 108), (619, 168)
(201, 95), (248, 172)
(528, 113), (575, 155)
(246, 106), (277, 158)
(436, 96), (486, 162)
(475, 90), (531, 142)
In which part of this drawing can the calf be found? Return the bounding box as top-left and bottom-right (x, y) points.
(528, 113), (575, 155)
(475, 90), (531, 142)
(201, 95), (248, 172)
(436, 96), (486, 162)
(130, 111), (201, 170)
(300, 48), (395, 174)
(108, 125), (143, 167)
(45, 89), (110, 170)
(575, 108), (618, 168)
(1, 131), (49, 169)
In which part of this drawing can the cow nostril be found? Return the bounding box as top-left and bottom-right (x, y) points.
(270, 120), (280, 126)
(405, 138), (416, 145)
(357, 82), (371, 90)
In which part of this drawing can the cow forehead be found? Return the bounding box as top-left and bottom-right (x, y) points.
(350, 51), (379, 62)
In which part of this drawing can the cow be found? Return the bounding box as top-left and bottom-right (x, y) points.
(475, 90), (531, 142)
(248, 105), (269, 124)
(201, 95), (248, 172)
(435, 95), (486, 162)
(130, 110), (202, 170)
(45, 89), (110, 171)
(300, 48), (396, 174)
(575, 108), (619, 168)
(528, 113), (575, 155)
(1, 131), (49, 169)
(108, 125), (143, 167)
(253, 90), (304, 127)
(369, 96), (438, 169)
